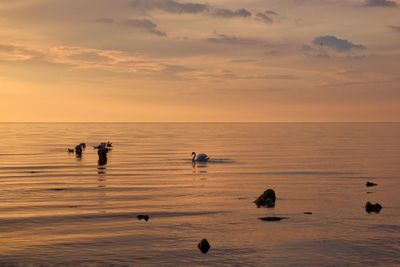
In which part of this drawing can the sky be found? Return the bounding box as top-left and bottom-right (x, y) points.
(0, 0), (399, 122)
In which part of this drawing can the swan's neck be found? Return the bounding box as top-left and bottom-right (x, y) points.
(192, 153), (196, 162)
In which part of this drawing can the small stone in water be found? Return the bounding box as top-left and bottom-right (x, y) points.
(365, 202), (382, 213)
(366, 181), (377, 187)
(258, 216), (288, 222)
(137, 215), (149, 221)
(198, 239), (211, 254)
(255, 189), (276, 208)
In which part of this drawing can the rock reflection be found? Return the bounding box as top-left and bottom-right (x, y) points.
(98, 165), (106, 188)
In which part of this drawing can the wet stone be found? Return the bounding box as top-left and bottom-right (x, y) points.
(258, 216), (288, 222)
(365, 202), (383, 213)
(137, 215), (149, 221)
(198, 239), (211, 254)
(366, 181), (377, 187)
(255, 189), (276, 208)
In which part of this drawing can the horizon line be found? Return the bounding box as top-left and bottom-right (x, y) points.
(1, 121), (400, 124)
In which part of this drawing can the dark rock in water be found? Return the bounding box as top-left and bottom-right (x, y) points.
(94, 142), (108, 150)
(255, 189), (276, 208)
(75, 144), (83, 156)
(98, 147), (108, 165)
(137, 215), (149, 221)
(366, 181), (377, 187)
(258, 216), (288, 222)
(304, 212), (313, 215)
(67, 148), (74, 153)
(198, 239), (211, 254)
(50, 188), (66, 191)
(365, 202), (382, 213)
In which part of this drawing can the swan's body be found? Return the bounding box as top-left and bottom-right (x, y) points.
(192, 152), (209, 162)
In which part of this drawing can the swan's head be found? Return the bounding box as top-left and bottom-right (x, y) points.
(191, 152), (196, 156)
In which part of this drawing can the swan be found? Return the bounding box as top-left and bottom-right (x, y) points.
(192, 152), (209, 162)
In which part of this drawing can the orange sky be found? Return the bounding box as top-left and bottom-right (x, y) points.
(0, 0), (399, 122)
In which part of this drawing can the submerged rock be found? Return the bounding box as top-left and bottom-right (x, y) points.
(75, 144), (83, 157)
(255, 189), (276, 207)
(365, 202), (383, 213)
(366, 181), (377, 187)
(98, 147), (108, 165)
(94, 142), (111, 165)
(198, 239), (211, 254)
(258, 216), (288, 222)
(94, 142), (111, 150)
(137, 215), (149, 221)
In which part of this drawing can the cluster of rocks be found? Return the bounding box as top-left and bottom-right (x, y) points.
(134, 179), (386, 255)
(136, 213), (211, 254)
(365, 180), (383, 214)
(68, 141), (112, 165)
(137, 180), (385, 255)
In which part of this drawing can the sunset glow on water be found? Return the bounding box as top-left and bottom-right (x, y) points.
(1, 0), (400, 265)
(0, 123), (399, 265)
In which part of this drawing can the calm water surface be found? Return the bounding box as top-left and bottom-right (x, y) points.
(0, 123), (399, 266)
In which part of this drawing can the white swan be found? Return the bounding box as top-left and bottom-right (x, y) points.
(192, 152), (210, 162)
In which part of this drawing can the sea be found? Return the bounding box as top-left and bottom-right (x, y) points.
(0, 123), (399, 266)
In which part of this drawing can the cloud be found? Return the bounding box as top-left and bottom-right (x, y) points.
(130, 0), (208, 14)
(388, 25), (400, 32)
(363, 0), (398, 7)
(312, 35), (366, 51)
(130, 0), (254, 20)
(205, 32), (265, 46)
(122, 18), (166, 36)
(0, 43), (43, 61)
(302, 45), (330, 58)
(182, 68), (297, 81)
(256, 10), (278, 23)
(94, 17), (166, 37)
(264, 10), (278, 16)
(213, 8), (251, 18)
(94, 17), (116, 24)
(0, 43), (179, 76)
